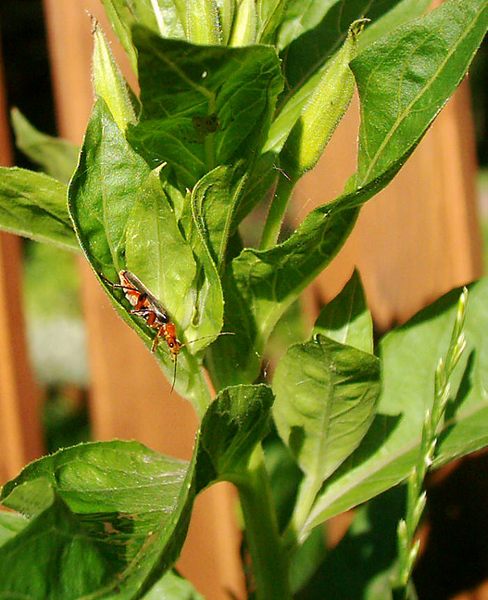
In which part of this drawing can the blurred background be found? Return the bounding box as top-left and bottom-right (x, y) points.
(0, 0), (90, 453)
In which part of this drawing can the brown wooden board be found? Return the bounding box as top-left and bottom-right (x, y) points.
(0, 41), (43, 482)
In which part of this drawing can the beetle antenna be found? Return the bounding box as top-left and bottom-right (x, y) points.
(181, 332), (235, 349)
(98, 272), (133, 293)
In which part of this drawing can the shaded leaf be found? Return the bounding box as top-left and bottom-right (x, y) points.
(267, 1), (432, 154)
(277, 0), (414, 109)
(0, 167), (77, 251)
(263, 435), (303, 531)
(357, 0), (431, 52)
(190, 165), (246, 270)
(314, 269), (373, 354)
(184, 176), (226, 354)
(290, 526), (328, 595)
(296, 487), (403, 600)
(196, 384), (274, 490)
(127, 28), (283, 188)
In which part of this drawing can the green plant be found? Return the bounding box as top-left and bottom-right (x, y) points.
(0, 1), (487, 598)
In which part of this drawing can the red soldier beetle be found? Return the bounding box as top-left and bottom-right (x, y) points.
(99, 269), (232, 391)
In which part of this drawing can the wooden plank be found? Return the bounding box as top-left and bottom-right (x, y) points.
(0, 42), (43, 482)
(42, 2), (244, 597)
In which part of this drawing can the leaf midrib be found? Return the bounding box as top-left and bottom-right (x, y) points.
(358, 5), (482, 185)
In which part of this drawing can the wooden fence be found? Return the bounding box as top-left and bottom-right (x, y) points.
(0, 2), (484, 598)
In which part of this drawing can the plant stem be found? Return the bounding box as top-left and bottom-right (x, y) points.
(236, 445), (291, 599)
(259, 175), (294, 249)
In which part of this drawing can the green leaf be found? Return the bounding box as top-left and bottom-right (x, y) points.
(0, 441), (195, 600)
(231, 151), (278, 227)
(11, 109), (79, 184)
(216, 1), (234, 44)
(290, 525), (328, 595)
(127, 28), (283, 188)
(357, 0), (431, 52)
(123, 172), (213, 412)
(69, 99), (210, 409)
(313, 270), (373, 354)
(268, 1), (432, 155)
(278, 0), (430, 54)
(263, 435), (303, 531)
(196, 384), (274, 490)
(276, 0), (338, 51)
(0, 167), (78, 251)
(92, 22), (136, 131)
(302, 277), (488, 535)
(125, 171), (197, 335)
(100, 0), (186, 71)
(273, 336), (379, 506)
(69, 98), (150, 272)
(183, 179), (225, 354)
(208, 0), (488, 390)
(142, 570), (204, 599)
(0, 384), (274, 598)
(208, 202), (360, 389)
(353, 0), (488, 187)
